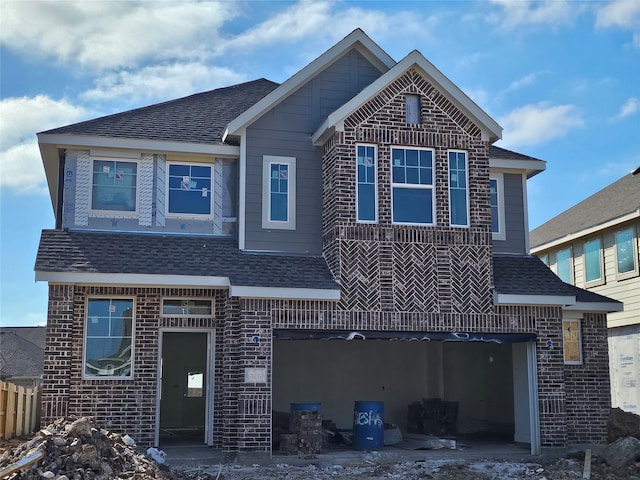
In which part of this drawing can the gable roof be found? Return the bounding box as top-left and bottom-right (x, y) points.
(489, 145), (546, 178)
(312, 50), (502, 145)
(0, 328), (45, 379)
(223, 28), (395, 140)
(35, 230), (340, 300)
(493, 254), (622, 312)
(531, 168), (640, 250)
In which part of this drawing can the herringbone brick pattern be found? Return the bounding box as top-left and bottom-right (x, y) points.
(392, 242), (438, 312)
(338, 240), (381, 311)
(449, 245), (493, 313)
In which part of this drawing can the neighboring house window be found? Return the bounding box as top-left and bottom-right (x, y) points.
(84, 298), (133, 378)
(489, 173), (505, 240)
(449, 150), (469, 227)
(562, 318), (582, 365)
(167, 163), (212, 216)
(615, 227), (638, 279)
(92, 160), (137, 212)
(584, 238), (604, 285)
(262, 155), (296, 230)
(356, 144), (377, 223)
(406, 94), (421, 124)
(556, 248), (573, 284)
(162, 299), (213, 316)
(391, 147), (434, 225)
(539, 254), (549, 266)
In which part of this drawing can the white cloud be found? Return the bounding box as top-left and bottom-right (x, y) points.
(81, 62), (247, 105)
(612, 97), (639, 120)
(0, 96), (85, 194)
(488, 0), (577, 31)
(498, 102), (584, 148)
(505, 72), (546, 93)
(596, 0), (640, 29)
(0, 1), (234, 71)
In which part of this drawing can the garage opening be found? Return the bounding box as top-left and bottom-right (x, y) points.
(273, 330), (537, 453)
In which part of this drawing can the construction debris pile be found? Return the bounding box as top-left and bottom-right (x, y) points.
(0, 416), (180, 480)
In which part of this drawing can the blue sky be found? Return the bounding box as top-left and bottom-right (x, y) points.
(1, 0), (638, 327)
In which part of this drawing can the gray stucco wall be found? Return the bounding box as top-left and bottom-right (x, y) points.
(493, 173), (527, 254)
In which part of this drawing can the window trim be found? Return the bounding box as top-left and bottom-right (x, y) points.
(448, 150), (470, 228)
(554, 247), (574, 284)
(89, 158), (139, 217)
(83, 296), (135, 380)
(583, 237), (605, 287)
(562, 317), (583, 365)
(390, 146), (436, 226)
(262, 155), (296, 230)
(614, 225), (639, 281)
(489, 173), (506, 240)
(356, 143), (378, 224)
(164, 161), (214, 219)
(160, 298), (214, 317)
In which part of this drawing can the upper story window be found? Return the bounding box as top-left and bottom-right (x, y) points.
(92, 159), (137, 213)
(356, 144), (377, 223)
(448, 151), (469, 227)
(262, 155), (296, 230)
(391, 147), (434, 225)
(162, 299), (213, 316)
(490, 174), (506, 240)
(406, 94), (421, 124)
(84, 298), (134, 379)
(539, 254), (549, 266)
(584, 237), (604, 285)
(167, 163), (212, 217)
(615, 226), (639, 279)
(556, 247), (573, 284)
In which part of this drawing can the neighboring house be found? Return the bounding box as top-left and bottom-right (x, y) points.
(530, 168), (640, 415)
(35, 29), (621, 457)
(0, 326), (46, 388)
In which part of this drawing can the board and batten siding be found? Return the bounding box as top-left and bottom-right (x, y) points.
(492, 172), (527, 255)
(243, 49), (385, 253)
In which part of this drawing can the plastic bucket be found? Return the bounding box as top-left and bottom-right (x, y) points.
(353, 401), (384, 450)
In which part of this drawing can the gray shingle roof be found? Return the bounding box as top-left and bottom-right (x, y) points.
(35, 230), (339, 291)
(530, 169), (640, 248)
(0, 328), (45, 378)
(493, 254), (620, 305)
(489, 145), (543, 162)
(39, 79), (279, 144)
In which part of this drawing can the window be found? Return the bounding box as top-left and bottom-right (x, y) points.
(187, 371), (204, 398)
(167, 163), (212, 216)
(162, 299), (213, 316)
(489, 174), (506, 240)
(562, 318), (582, 364)
(406, 94), (421, 124)
(556, 248), (573, 284)
(356, 144), (377, 223)
(262, 155), (296, 230)
(391, 147), (434, 225)
(615, 227), (638, 279)
(539, 254), (549, 266)
(449, 151), (469, 227)
(584, 238), (603, 284)
(92, 160), (137, 212)
(84, 298), (133, 378)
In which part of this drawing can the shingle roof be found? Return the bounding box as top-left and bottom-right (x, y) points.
(530, 169), (640, 248)
(493, 254), (620, 305)
(35, 230), (339, 291)
(0, 328), (45, 378)
(39, 79), (279, 144)
(489, 145), (543, 162)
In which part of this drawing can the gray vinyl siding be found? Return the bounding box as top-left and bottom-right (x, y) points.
(243, 49), (384, 253)
(493, 173), (527, 254)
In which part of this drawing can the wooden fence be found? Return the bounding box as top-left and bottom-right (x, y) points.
(0, 381), (39, 440)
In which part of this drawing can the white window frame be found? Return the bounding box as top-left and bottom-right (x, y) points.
(83, 297), (135, 380)
(262, 155), (296, 230)
(448, 150), (470, 228)
(562, 317), (583, 365)
(89, 158), (139, 217)
(390, 146), (436, 226)
(490, 173), (506, 241)
(356, 144), (378, 223)
(614, 226), (639, 280)
(165, 161), (214, 219)
(160, 298), (214, 317)
(554, 247), (573, 284)
(583, 237), (604, 286)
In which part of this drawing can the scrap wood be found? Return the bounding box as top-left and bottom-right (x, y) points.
(582, 448), (591, 479)
(0, 451), (44, 479)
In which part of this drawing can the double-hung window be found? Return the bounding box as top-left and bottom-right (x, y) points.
(356, 144), (377, 223)
(584, 237), (604, 285)
(262, 155), (296, 230)
(449, 150), (469, 227)
(489, 174), (506, 240)
(167, 163), (213, 216)
(615, 227), (638, 279)
(556, 247), (573, 284)
(84, 298), (134, 379)
(92, 159), (138, 212)
(391, 147), (434, 225)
